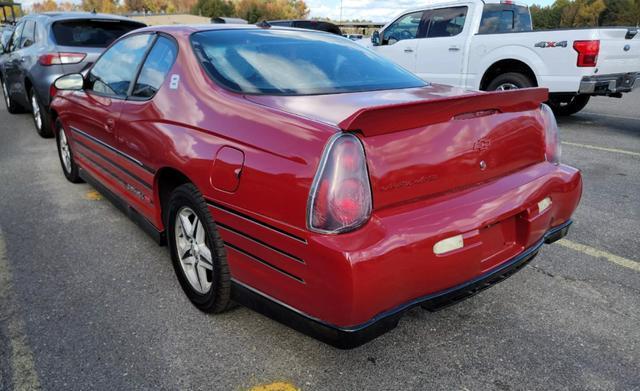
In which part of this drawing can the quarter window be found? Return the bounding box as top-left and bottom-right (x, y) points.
(132, 36), (178, 98)
(87, 33), (153, 97)
(382, 11), (424, 45)
(426, 7), (467, 38)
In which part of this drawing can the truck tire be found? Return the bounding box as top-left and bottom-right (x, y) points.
(486, 72), (534, 91)
(548, 95), (591, 116)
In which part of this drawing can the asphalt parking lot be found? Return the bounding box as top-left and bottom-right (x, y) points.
(0, 91), (638, 391)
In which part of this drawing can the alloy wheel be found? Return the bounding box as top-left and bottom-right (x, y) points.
(31, 94), (42, 130)
(495, 83), (519, 91)
(59, 128), (72, 173)
(2, 81), (10, 108)
(175, 207), (214, 294)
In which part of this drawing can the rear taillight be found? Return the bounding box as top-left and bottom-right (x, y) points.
(540, 103), (561, 164)
(308, 133), (372, 234)
(39, 52), (86, 66)
(573, 40), (599, 67)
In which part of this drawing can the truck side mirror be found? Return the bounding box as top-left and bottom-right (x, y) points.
(371, 30), (380, 46)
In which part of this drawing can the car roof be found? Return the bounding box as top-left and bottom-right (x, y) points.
(24, 11), (144, 24)
(133, 23), (336, 37)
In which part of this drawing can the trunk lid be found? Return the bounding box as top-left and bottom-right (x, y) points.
(247, 85), (549, 209)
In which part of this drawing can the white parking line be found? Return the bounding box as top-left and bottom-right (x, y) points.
(580, 111), (640, 121)
(0, 228), (41, 390)
(561, 141), (640, 157)
(558, 239), (640, 272)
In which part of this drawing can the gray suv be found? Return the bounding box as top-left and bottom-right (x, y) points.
(0, 12), (145, 137)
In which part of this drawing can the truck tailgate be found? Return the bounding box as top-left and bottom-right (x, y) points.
(596, 28), (640, 74)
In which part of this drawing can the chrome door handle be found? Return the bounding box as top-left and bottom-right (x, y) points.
(449, 46), (460, 52)
(404, 48), (414, 53)
(105, 118), (115, 133)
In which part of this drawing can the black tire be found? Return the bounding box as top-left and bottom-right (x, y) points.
(166, 183), (231, 313)
(486, 72), (535, 91)
(548, 95), (591, 116)
(1, 77), (22, 114)
(56, 120), (82, 183)
(30, 87), (53, 138)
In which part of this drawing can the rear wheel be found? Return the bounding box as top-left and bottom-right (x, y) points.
(30, 87), (53, 138)
(2, 78), (21, 114)
(486, 72), (535, 91)
(548, 95), (591, 116)
(166, 184), (231, 313)
(56, 121), (82, 183)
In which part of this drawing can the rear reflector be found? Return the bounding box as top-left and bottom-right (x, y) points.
(39, 52), (86, 66)
(433, 235), (464, 255)
(573, 40), (599, 67)
(538, 197), (552, 213)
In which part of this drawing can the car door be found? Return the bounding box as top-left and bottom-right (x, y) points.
(13, 19), (36, 106)
(414, 6), (469, 86)
(115, 35), (179, 215)
(3, 20), (24, 97)
(63, 33), (154, 193)
(372, 11), (426, 72)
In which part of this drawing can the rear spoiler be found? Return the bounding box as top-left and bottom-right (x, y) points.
(338, 88), (549, 137)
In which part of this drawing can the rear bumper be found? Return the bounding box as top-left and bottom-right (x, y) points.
(231, 220), (571, 349)
(578, 72), (640, 95)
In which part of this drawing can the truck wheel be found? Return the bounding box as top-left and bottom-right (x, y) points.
(548, 95), (591, 116)
(486, 72), (534, 91)
(166, 183), (232, 313)
(30, 87), (53, 138)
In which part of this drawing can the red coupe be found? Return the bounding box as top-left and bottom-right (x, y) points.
(49, 24), (582, 348)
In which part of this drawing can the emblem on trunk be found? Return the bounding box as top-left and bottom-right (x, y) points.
(624, 45), (631, 52)
(479, 160), (487, 171)
(473, 138), (491, 152)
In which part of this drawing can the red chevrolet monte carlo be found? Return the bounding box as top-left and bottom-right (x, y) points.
(49, 24), (582, 348)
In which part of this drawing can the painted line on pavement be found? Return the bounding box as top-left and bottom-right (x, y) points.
(558, 239), (640, 272)
(561, 141), (640, 157)
(0, 228), (41, 390)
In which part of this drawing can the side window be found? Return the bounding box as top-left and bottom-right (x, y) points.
(480, 5), (531, 34)
(132, 36), (178, 99)
(382, 11), (424, 45)
(87, 33), (153, 97)
(8, 21), (24, 52)
(426, 7), (468, 38)
(20, 20), (35, 48)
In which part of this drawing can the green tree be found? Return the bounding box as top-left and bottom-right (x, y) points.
(192, 0), (235, 18)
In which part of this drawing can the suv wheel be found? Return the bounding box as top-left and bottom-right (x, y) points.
(30, 87), (53, 138)
(2, 78), (22, 114)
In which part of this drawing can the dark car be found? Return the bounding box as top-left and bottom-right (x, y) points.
(0, 12), (145, 137)
(267, 19), (342, 35)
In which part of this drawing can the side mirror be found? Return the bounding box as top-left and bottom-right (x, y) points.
(54, 73), (84, 91)
(371, 30), (380, 46)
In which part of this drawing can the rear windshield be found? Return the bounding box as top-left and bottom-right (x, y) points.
(479, 4), (532, 34)
(190, 29), (426, 95)
(52, 20), (144, 47)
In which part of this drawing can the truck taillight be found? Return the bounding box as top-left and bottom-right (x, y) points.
(39, 52), (86, 66)
(308, 133), (372, 234)
(573, 40), (599, 67)
(540, 104), (561, 164)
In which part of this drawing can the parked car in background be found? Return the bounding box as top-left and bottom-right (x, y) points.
(267, 19), (342, 35)
(0, 12), (145, 137)
(368, 0), (640, 115)
(344, 33), (363, 41)
(50, 24), (581, 348)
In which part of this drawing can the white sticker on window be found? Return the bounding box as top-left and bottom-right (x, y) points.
(169, 74), (180, 89)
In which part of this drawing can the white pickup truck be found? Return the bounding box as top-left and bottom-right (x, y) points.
(368, 0), (640, 115)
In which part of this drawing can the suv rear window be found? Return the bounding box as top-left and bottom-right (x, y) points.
(52, 19), (144, 47)
(191, 29), (426, 96)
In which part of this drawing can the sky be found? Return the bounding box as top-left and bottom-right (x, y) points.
(307, 0), (556, 22)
